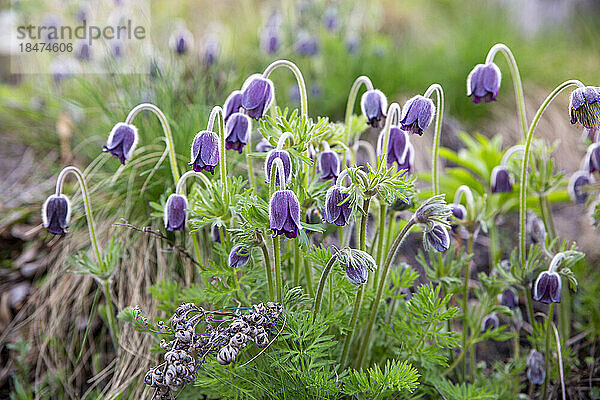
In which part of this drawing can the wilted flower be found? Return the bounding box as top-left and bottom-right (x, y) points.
(336, 248), (377, 285)
(527, 350), (545, 385)
(223, 90), (243, 123)
(323, 185), (352, 226)
(584, 143), (600, 174)
(170, 29), (193, 55)
(481, 313), (499, 333)
(256, 138), (274, 153)
(269, 190), (301, 238)
(103, 123), (139, 165)
(500, 287), (519, 309)
(264, 149), (292, 185)
(189, 131), (219, 173)
(466, 63), (502, 103)
(228, 245), (251, 268)
(296, 32), (319, 56)
(490, 165), (513, 193)
(569, 171), (591, 204)
(569, 86), (600, 129)
(377, 127), (409, 167)
(164, 194), (187, 232)
(533, 270), (561, 304)
(318, 150), (340, 181)
(424, 224), (451, 253)
(448, 203), (467, 233)
(360, 89), (387, 128)
(42, 194), (71, 235)
(225, 113), (251, 154)
(400, 95), (435, 135)
(241, 74), (275, 120)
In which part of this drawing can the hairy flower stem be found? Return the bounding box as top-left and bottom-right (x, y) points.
(485, 43), (528, 138)
(540, 196), (557, 242)
(102, 280), (118, 349)
(340, 286), (364, 366)
(518, 80), (584, 269)
(462, 232), (475, 381)
(373, 203), (387, 290)
(344, 76), (374, 165)
(273, 238), (282, 302)
(543, 303), (555, 400)
(246, 133), (257, 192)
(313, 257), (337, 319)
(424, 84), (445, 195)
(356, 218), (417, 368)
(304, 258), (314, 297)
(259, 238), (274, 300)
(294, 240), (301, 286)
(263, 60), (308, 117)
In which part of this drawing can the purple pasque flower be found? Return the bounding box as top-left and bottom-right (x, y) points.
(532, 270), (561, 304)
(256, 138), (274, 153)
(481, 313), (499, 333)
(212, 225), (226, 243)
(261, 26), (280, 54)
(424, 224), (450, 253)
(318, 150), (340, 181)
(189, 130), (219, 174)
(170, 28), (193, 55)
(164, 194), (187, 232)
(569, 86), (600, 129)
(202, 35), (219, 66)
(76, 41), (91, 61)
(527, 350), (545, 386)
(296, 32), (319, 56)
(467, 63), (502, 103)
(223, 90), (243, 123)
(448, 203), (467, 233)
(323, 185), (352, 226)
(337, 248), (377, 285)
(584, 143), (600, 174)
(490, 165), (513, 193)
(500, 287), (519, 309)
(400, 95), (435, 136)
(102, 122), (139, 165)
(324, 6), (339, 31)
(264, 149), (292, 185)
(396, 143), (415, 174)
(377, 126), (409, 167)
(225, 112), (251, 154)
(360, 89), (387, 128)
(42, 194), (71, 235)
(241, 74), (275, 120)
(269, 190), (301, 238)
(228, 245), (251, 268)
(568, 171), (591, 204)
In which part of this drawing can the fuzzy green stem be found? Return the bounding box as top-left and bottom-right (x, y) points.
(294, 240), (301, 286)
(125, 103), (180, 185)
(424, 84), (445, 195)
(359, 198), (372, 251)
(340, 285), (365, 366)
(263, 60), (308, 117)
(543, 303), (555, 400)
(313, 257), (337, 319)
(304, 258), (314, 297)
(373, 202), (387, 290)
(259, 238), (274, 300)
(102, 280), (119, 349)
(273, 237), (282, 302)
(246, 137), (257, 192)
(540, 195), (557, 241)
(462, 232), (475, 381)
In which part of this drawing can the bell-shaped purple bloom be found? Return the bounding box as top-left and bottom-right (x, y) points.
(261, 27), (280, 54)
(228, 245), (251, 268)
(318, 151), (340, 181)
(189, 130), (219, 174)
(500, 287), (519, 309)
(212, 225), (226, 243)
(467, 63), (502, 103)
(323, 185), (352, 226)
(490, 165), (513, 193)
(42, 194), (70, 235)
(223, 90), (243, 123)
(164, 194), (187, 232)
(171, 29), (193, 55)
(338, 248), (377, 285)
(481, 313), (499, 333)
(225, 113), (251, 154)
(324, 7), (339, 31)
(346, 263), (368, 285)
(400, 95), (435, 136)
(527, 350), (545, 386)
(103, 122), (138, 165)
(396, 143), (415, 174)
(296, 32), (319, 56)
(76, 42), (91, 61)
(360, 89), (387, 128)
(448, 203), (467, 233)
(377, 127), (409, 167)
(533, 270), (561, 304)
(584, 143), (600, 174)
(570, 86), (600, 129)
(424, 224), (450, 253)
(256, 138), (274, 153)
(269, 190), (301, 238)
(202, 35), (219, 66)
(569, 171), (591, 204)
(241, 74), (274, 120)
(264, 149), (292, 186)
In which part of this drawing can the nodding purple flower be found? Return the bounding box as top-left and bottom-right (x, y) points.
(324, 7), (339, 31)
(323, 185), (352, 226)
(424, 224), (450, 253)
(76, 42), (91, 61)
(189, 130), (219, 174)
(569, 86), (600, 129)
(171, 29), (193, 55)
(533, 270), (562, 304)
(212, 225), (226, 243)
(256, 138), (274, 153)
(569, 171), (591, 204)
(228, 245), (251, 268)
(264, 149), (292, 185)
(500, 287), (519, 309)
(296, 32), (319, 56)
(396, 143), (415, 174)
(527, 350), (546, 386)
(318, 151), (340, 181)
(490, 165), (513, 193)
(164, 194), (187, 232)
(337, 248), (377, 285)
(360, 89), (387, 128)
(377, 127), (409, 167)
(260, 27), (280, 54)
(448, 203), (467, 233)
(346, 33), (360, 54)
(269, 190), (301, 238)
(202, 35), (219, 66)
(400, 95), (435, 136)
(584, 143), (600, 174)
(223, 90), (243, 123)
(481, 313), (499, 333)
(241, 74), (274, 120)
(102, 123), (139, 165)
(225, 113), (251, 154)
(466, 63), (502, 103)
(42, 194), (70, 235)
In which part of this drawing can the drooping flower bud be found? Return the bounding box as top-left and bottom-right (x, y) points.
(448, 203), (467, 233)
(414, 195), (452, 230)
(102, 123), (139, 165)
(400, 95), (435, 136)
(202, 35), (219, 66)
(323, 185), (352, 226)
(466, 63), (502, 103)
(269, 190), (301, 238)
(256, 138), (274, 153)
(584, 143), (600, 174)
(360, 89), (387, 128)
(264, 149), (292, 185)
(223, 90), (243, 123)
(527, 350), (546, 386)
(260, 26), (280, 54)
(481, 313), (499, 333)
(164, 194), (187, 232)
(324, 6), (339, 31)
(241, 74), (275, 120)
(296, 32), (319, 56)
(189, 130), (219, 174)
(42, 194), (71, 235)
(568, 171), (591, 204)
(318, 150), (340, 181)
(337, 248), (377, 285)
(500, 287), (519, 309)
(225, 113), (251, 154)
(377, 127), (409, 167)
(424, 224), (451, 253)
(170, 29), (193, 55)
(532, 270), (561, 304)
(228, 245), (251, 268)
(490, 165), (513, 193)
(569, 86), (600, 129)
(211, 225), (226, 243)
